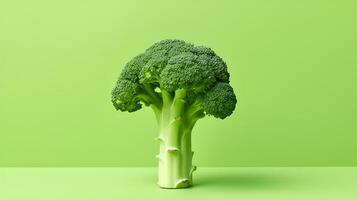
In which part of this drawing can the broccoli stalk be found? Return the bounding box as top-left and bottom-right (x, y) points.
(111, 39), (237, 188)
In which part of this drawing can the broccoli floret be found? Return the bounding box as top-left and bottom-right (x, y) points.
(111, 79), (142, 112)
(111, 39), (237, 189)
(160, 52), (216, 93)
(203, 82), (237, 119)
(120, 53), (149, 83)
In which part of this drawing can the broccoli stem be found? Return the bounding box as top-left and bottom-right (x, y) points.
(155, 89), (197, 188)
(157, 125), (195, 188)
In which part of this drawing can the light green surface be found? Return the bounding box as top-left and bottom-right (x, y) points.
(0, 167), (356, 199)
(1, 0), (357, 167)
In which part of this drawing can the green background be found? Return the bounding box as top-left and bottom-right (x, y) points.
(1, 0), (356, 167)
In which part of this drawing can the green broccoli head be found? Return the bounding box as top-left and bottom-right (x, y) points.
(112, 39), (237, 119)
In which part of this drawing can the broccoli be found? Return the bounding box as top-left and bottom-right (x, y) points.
(111, 39), (237, 188)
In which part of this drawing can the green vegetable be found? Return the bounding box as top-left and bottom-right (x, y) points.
(111, 39), (237, 188)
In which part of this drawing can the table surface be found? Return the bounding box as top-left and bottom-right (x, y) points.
(1, 167), (356, 200)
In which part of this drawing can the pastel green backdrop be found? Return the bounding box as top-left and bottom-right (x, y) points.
(0, 0), (356, 167)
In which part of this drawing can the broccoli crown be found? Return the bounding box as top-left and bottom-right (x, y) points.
(112, 39), (237, 119)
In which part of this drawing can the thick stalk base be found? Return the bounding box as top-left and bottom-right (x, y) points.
(156, 129), (195, 189)
(157, 148), (193, 189)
